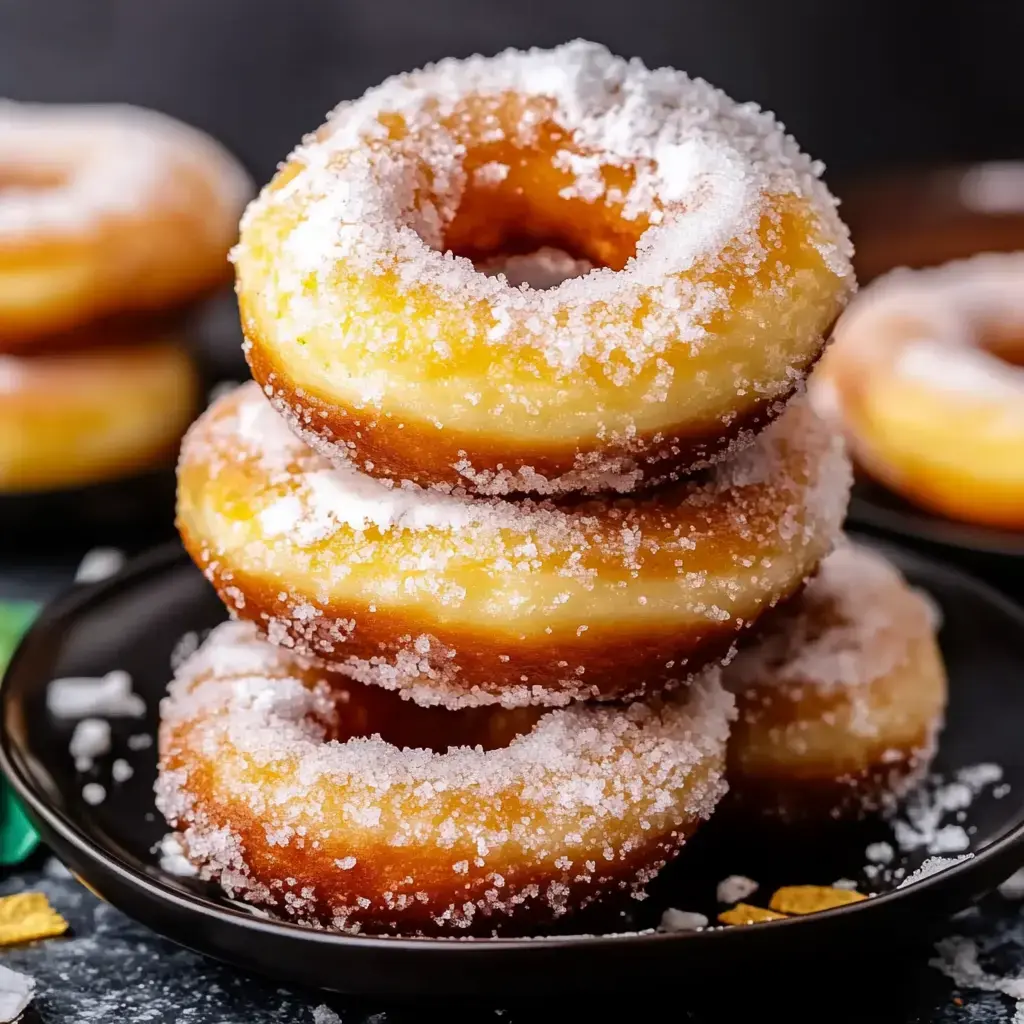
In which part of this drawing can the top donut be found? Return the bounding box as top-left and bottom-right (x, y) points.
(234, 40), (854, 495)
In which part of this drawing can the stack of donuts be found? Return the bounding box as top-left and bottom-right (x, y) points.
(159, 42), (946, 937)
(0, 102), (251, 497)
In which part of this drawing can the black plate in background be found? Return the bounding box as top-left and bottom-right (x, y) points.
(847, 476), (1024, 607)
(0, 466), (179, 556)
(849, 477), (1024, 560)
(1, 540), (1024, 997)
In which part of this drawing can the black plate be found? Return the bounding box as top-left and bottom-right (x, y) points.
(2, 540), (1024, 998)
(848, 475), (1024, 561)
(0, 466), (179, 554)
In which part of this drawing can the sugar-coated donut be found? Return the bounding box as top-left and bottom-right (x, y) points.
(0, 333), (198, 492)
(0, 101), (252, 347)
(176, 381), (850, 709)
(723, 543), (947, 821)
(814, 253), (1024, 530)
(156, 620), (733, 936)
(234, 40), (853, 495)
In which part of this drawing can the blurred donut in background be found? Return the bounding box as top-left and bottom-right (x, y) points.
(0, 331), (198, 493)
(0, 100), (250, 543)
(814, 253), (1024, 531)
(0, 101), (252, 348)
(815, 164), (1024, 533)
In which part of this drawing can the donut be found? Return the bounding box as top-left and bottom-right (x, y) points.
(156, 619), (734, 936)
(814, 252), (1024, 529)
(0, 332), (198, 492)
(233, 40), (853, 495)
(176, 381), (850, 709)
(0, 101), (252, 348)
(723, 543), (947, 821)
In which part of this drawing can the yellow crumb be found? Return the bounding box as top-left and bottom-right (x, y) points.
(717, 902), (788, 926)
(769, 885), (868, 915)
(0, 892), (69, 945)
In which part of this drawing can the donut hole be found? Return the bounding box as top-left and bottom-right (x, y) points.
(319, 675), (545, 753)
(978, 325), (1024, 369)
(435, 123), (650, 277)
(0, 165), (67, 193)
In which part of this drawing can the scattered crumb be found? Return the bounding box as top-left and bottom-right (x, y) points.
(0, 963), (34, 1022)
(769, 885), (867, 915)
(658, 908), (708, 932)
(898, 854), (974, 889)
(931, 934), (1024, 1020)
(718, 903), (787, 926)
(47, 670), (144, 719)
(81, 783), (105, 806)
(156, 834), (198, 878)
(312, 1007), (343, 1024)
(111, 758), (134, 783)
(716, 874), (759, 904)
(890, 764), (1004, 856)
(69, 718), (111, 772)
(999, 868), (1024, 900)
(73, 547), (125, 585)
(865, 841), (894, 865)
(0, 892), (69, 945)
(43, 858), (71, 880)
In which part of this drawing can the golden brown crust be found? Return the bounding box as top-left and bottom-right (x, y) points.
(244, 315), (834, 494)
(176, 383), (850, 708)
(723, 545), (948, 821)
(183, 536), (784, 704)
(157, 621), (732, 935)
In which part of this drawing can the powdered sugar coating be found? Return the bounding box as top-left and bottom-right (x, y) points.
(236, 40), (850, 368)
(156, 620), (734, 935)
(723, 542), (948, 821)
(0, 100), (252, 242)
(235, 40), (853, 493)
(178, 382), (850, 708)
(724, 543), (939, 693)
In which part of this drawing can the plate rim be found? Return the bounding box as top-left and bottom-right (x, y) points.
(848, 489), (1024, 559)
(3, 538), (1024, 959)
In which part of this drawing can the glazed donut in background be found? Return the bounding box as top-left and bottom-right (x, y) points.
(0, 101), (252, 348)
(176, 381), (850, 709)
(0, 334), (198, 492)
(813, 252), (1024, 530)
(234, 40), (854, 496)
(156, 620), (734, 936)
(723, 543), (947, 821)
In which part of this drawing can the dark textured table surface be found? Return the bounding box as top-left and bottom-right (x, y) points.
(2, 538), (1023, 1023)
(0, 858), (1022, 1023)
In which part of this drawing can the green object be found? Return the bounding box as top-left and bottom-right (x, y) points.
(0, 600), (40, 865)
(0, 601), (38, 668)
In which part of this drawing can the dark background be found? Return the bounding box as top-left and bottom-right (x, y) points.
(2, 0), (1022, 189)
